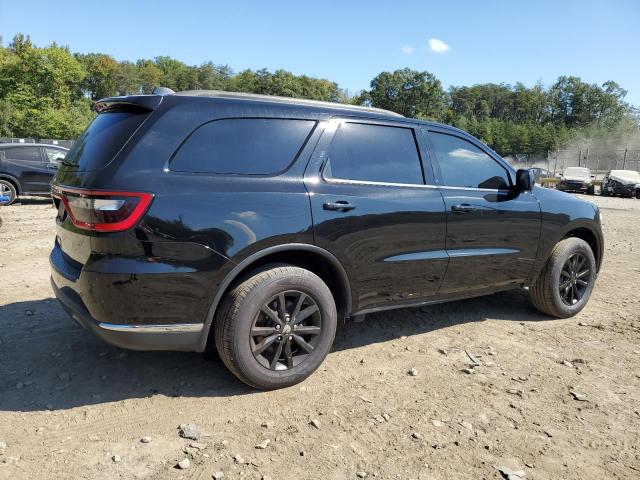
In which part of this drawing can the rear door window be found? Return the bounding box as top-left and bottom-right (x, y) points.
(170, 118), (316, 175)
(63, 111), (150, 171)
(323, 122), (424, 185)
(5, 146), (42, 163)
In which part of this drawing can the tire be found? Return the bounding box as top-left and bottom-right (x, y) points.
(0, 179), (17, 205)
(214, 265), (337, 390)
(530, 237), (596, 318)
(586, 185), (595, 195)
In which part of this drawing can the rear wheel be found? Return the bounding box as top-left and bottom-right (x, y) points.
(214, 265), (337, 390)
(0, 180), (17, 205)
(530, 237), (596, 318)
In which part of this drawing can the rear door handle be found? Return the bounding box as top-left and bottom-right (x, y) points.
(323, 201), (356, 212)
(451, 204), (477, 213)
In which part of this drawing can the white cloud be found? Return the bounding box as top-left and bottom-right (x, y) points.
(428, 38), (450, 53)
(401, 45), (415, 55)
(449, 148), (484, 160)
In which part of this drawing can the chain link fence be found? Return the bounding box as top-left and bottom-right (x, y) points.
(547, 148), (640, 178)
(0, 137), (74, 149)
(507, 149), (640, 180)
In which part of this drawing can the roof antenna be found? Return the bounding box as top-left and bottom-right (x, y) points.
(152, 86), (175, 95)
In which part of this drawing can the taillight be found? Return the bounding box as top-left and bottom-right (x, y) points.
(51, 186), (153, 232)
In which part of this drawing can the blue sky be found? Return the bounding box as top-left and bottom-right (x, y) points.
(2, 0), (639, 106)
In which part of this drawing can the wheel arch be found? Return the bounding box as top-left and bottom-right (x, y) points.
(0, 174), (21, 194)
(197, 243), (353, 352)
(562, 225), (602, 272)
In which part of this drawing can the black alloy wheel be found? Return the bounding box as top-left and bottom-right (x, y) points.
(530, 237), (597, 318)
(214, 265), (337, 390)
(250, 290), (322, 371)
(558, 253), (590, 306)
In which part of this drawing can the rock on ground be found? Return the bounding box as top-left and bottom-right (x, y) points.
(0, 195), (639, 479)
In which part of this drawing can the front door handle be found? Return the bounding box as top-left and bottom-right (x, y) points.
(323, 201), (356, 212)
(451, 204), (477, 213)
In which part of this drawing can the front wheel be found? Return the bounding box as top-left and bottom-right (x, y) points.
(530, 237), (596, 318)
(214, 265), (337, 390)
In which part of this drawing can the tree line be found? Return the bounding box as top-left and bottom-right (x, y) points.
(1, 34), (637, 155)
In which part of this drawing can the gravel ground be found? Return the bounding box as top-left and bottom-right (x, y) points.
(0, 194), (639, 480)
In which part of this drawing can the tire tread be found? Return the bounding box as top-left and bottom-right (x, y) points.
(530, 237), (594, 318)
(214, 265), (333, 389)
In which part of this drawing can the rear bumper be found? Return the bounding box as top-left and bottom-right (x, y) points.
(49, 238), (221, 352)
(51, 276), (205, 351)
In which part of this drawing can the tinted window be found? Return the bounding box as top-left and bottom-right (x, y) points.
(171, 118), (315, 174)
(429, 132), (510, 189)
(64, 111), (150, 171)
(324, 123), (423, 185)
(6, 146), (41, 162)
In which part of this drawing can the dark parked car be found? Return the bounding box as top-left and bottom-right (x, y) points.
(556, 167), (595, 194)
(50, 90), (604, 389)
(0, 143), (68, 205)
(600, 170), (640, 198)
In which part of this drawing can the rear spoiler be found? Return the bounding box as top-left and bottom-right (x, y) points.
(93, 87), (175, 114)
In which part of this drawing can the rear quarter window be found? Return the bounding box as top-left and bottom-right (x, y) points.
(63, 110), (150, 171)
(170, 118), (316, 175)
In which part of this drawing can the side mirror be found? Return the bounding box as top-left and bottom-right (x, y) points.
(515, 169), (533, 193)
(590, 174), (596, 179)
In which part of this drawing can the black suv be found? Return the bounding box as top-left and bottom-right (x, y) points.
(50, 90), (603, 389)
(0, 143), (68, 205)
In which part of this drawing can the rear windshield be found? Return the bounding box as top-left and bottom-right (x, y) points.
(63, 111), (149, 171)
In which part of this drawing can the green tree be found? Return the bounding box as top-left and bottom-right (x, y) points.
(115, 61), (140, 95)
(136, 59), (163, 94)
(0, 34), (92, 137)
(76, 53), (119, 99)
(365, 68), (445, 119)
(0, 32), (637, 152)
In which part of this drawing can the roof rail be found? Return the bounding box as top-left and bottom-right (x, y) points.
(174, 90), (404, 117)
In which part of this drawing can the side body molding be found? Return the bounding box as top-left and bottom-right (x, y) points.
(196, 243), (353, 351)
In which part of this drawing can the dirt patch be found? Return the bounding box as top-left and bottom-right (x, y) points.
(1, 195), (639, 479)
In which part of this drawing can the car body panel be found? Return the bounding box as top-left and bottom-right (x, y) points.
(303, 118), (448, 313)
(527, 186), (603, 279)
(421, 126), (542, 294)
(435, 188), (541, 293)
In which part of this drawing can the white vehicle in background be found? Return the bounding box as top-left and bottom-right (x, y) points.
(556, 167), (595, 194)
(601, 170), (640, 198)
